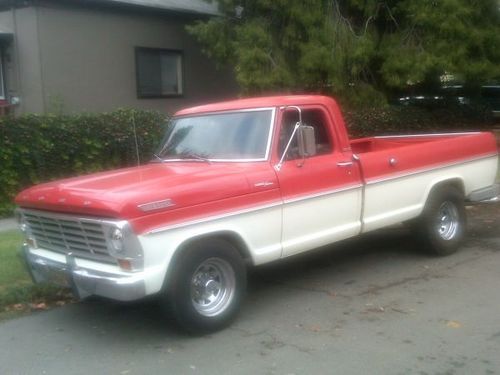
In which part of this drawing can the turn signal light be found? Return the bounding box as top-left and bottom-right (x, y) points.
(117, 259), (132, 271)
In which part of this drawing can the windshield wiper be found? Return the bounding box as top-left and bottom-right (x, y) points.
(178, 152), (212, 163)
(151, 153), (165, 163)
(152, 152), (212, 163)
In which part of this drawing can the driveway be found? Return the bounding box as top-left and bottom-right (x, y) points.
(0, 204), (499, 375)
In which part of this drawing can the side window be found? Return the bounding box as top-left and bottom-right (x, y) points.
(278, 109), (333, 160)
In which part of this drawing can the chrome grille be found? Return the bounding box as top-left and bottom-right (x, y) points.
(23, 210), (114, 263)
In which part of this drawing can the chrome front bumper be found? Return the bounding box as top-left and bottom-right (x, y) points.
(22, 244), (146, 301)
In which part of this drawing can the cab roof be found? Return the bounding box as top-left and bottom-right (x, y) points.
(174, 95), (339, 116)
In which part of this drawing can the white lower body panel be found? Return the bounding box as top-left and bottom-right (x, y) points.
(281, 188), (362, 257)
(362, 155), (498, 232)
(138, 204), (283, 294)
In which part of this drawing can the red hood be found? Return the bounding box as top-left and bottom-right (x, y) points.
(15, 162), (270, 219)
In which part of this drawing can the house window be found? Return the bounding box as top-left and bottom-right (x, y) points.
(136, 47), (183, 98)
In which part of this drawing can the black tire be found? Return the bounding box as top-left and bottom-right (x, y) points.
(414, 186), (466, 256)
(166, 239), (247, 334)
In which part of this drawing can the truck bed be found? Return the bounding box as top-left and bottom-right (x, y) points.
(349, 131), (498, 233)
(350, 133), (480, 154)
(350, 132), (498, 183)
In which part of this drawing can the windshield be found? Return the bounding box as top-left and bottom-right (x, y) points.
(154, 109), (274, 161)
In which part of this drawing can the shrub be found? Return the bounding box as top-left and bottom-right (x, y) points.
(0, 109), (168, 216)
(344, 104), (495, 138)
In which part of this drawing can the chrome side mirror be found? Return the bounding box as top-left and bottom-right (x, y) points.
(275, 106), (303, 171)
(298, 125), (316, 157)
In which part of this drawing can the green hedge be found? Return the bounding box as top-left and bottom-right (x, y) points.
(0, 109), (168, 217)
(344, 104), (494, 138)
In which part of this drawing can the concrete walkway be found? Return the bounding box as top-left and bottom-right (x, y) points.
(0, 217), (18, 233)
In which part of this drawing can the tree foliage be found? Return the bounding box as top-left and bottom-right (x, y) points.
(188, 0), (500, 105)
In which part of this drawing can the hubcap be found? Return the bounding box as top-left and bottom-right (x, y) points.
(190, 258), (235, 317)
(436, 201), (459, 240)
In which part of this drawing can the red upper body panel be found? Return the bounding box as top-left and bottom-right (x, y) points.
(15, 95), (499, 235)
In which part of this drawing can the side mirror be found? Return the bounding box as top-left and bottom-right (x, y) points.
(298, 125), (317, 157)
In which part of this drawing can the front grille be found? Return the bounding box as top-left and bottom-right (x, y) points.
(23, 210), (114, 263)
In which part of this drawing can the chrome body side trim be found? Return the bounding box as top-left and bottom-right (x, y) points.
(147, 153), (498, 234)
(147, 184), (363, 235)
(374, 132), (482, 139)
(283, 184), (363, 204)
(365, 154), (498, 186)
(147, 201), (283, 234)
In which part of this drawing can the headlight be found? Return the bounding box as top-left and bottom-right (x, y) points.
(110, 228), (124, 253)
(103, 221), (143, 271)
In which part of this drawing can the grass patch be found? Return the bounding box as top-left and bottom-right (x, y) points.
(0, 230), (73, 320)
(0, 231), (30, 287)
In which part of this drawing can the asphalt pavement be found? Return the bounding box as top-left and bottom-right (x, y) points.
(0, 204), (499, 375)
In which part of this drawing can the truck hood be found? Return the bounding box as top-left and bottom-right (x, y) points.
(15, 162), (261, 218)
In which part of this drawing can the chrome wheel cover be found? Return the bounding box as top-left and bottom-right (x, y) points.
(436, 201), (459, 240)
(190, 258), (236, 317)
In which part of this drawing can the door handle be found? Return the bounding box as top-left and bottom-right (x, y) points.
(337, 161), (353, 167)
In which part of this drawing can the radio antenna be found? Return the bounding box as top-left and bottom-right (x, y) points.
(131, 112), (140, 167)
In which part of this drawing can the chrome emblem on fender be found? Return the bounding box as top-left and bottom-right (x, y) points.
(254, 181), (274, 187)
(138, 199), (175, 212)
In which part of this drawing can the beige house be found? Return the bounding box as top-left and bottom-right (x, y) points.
(0, 0), (237, 115)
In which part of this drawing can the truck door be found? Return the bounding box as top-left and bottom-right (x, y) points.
(275, 106), (363, 257)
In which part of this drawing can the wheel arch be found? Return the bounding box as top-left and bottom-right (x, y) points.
(178, 231), (253, 262)
(412, 177), (467, 256)
(162, 230), (253, 291)
(421, 176), (465, 211)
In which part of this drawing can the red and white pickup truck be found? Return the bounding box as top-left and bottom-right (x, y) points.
(16, 95), (499, 332)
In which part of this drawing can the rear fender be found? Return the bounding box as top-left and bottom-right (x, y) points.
(420, 176), (465, 213)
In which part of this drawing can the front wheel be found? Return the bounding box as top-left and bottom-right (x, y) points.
(415, 187), (466, 256)
(166, 239), (247, 334)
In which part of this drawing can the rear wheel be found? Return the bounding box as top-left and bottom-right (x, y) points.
(166, 239), (246, 334)
(415, 187), (466, 256)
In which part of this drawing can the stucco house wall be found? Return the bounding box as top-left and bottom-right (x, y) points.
(0, 0), (238, 115)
